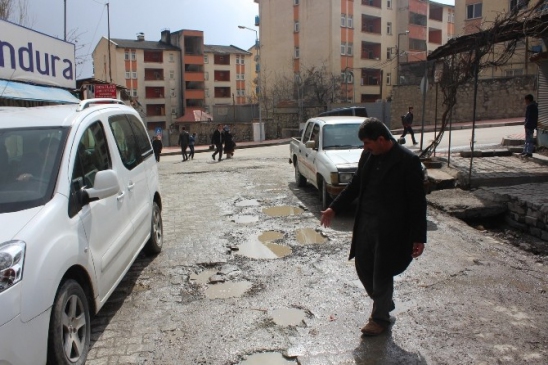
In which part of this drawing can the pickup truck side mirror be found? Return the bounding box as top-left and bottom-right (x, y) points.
(305, 140), (316, 149)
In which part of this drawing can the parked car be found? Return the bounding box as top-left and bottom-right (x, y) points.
(0, 99), (163, 365)
(289, 116), (429, 209)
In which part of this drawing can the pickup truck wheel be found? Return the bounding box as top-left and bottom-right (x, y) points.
(144, 201), (163, 255)
(321, 179), (333, 210)
(294, 161), (307, 187)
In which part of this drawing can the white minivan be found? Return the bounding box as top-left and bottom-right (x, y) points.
(0, 99), (163, 364)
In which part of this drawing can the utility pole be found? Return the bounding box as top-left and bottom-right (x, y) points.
(64, 0), (66, 41)
(396, 31), (409, 85)
(107, 3), (112, 83)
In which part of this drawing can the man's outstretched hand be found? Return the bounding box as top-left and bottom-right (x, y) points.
(320, 208), (335, 228)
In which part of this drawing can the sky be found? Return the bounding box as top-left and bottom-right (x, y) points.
(24, 0), (455, 80)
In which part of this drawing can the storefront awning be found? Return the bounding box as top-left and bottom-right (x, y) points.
(0, 80), (79, 104)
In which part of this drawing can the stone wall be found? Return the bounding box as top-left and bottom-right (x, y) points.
(390, 75), (537, 128)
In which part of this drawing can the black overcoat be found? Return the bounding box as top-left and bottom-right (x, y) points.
(330, 143), (427, 277)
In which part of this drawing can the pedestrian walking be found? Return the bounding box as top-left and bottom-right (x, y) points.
(211, 124), (224, 162)
(521, 94), (538, 158)
(400, 106), (418, 145)
(189, 133), (196, 160)
(320, 118), (426, 336)
(223, 126), (235, 159)
(178, 127), (190, 161)
(152, 135), (163, 162)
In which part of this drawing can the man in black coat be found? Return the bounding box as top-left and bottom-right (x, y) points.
(521, 94), (538, 157)
(321, 118), (426, 336)
(400, 106), (418, 145)
(178, 127), (190, 161)
(211, 124), (224, 162)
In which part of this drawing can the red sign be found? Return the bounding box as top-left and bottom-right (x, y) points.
(94, 84), (117, 98)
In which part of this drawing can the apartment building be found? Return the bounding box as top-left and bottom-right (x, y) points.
(257, 0), (454, 102)
(203, 45), (252, 113)
(454, 0), (543, 77)
(93, 30), (206, 145)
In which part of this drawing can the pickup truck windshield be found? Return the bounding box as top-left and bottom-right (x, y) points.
(322, 124), (362, 150)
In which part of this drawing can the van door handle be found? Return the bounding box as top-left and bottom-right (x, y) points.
(305, 154), (308, 158)
(127, 181), (135, 191)
(117, 191), (125, 201)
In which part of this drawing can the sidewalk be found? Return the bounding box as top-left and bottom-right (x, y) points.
(161, 117), (524, 157)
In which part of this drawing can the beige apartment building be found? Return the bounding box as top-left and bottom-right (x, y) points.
(454, 0), (543, 77)
(257, 0), (454, 102)
(93, 30), (206, 146)
(203, 45), (252, 113)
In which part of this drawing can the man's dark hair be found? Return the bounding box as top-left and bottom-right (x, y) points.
(525, 94), (534, 102)
(358, 118), (393, 141)
(409, 106), (414, 110)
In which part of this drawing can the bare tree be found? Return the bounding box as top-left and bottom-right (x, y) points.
(0, 0), (33, 26)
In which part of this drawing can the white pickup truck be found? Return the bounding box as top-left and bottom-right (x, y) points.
(289, 116), (365, 209)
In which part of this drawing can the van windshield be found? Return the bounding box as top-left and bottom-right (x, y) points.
(322, 124), (363, 150)
(0, 127), (68, 213)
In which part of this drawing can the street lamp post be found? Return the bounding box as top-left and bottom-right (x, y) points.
(396, 30), (409, 85)
(238, 25), (262, 142)
(344, 67), (354, 104)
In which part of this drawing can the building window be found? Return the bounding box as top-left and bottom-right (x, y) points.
(125, 72), (130, 79)
(448, 12), (455, 23)
(132, 90), (138, 97)
(348, 15), (353, 28)
(131, 51), (136, 60)
(240, 57), (245, 65)
(171, 89), (176, 97)
(171, 108), (176, 115)
(294, 47), (300, 59)
(205, 89), (209, 97)
(387, 22), (392, 35)
(341, 14), (346, 27)
(124, 51), (129, 60)
(510, 0), (527, 12)
(506, 69), (524, 76)
(347, 43), (353, 56)
(132, 72), (137, 79)
(387, 47), (392, 59)
(204, 55), (209, 63)
(169, 54), (174, 62)
(341, 43), (346, 55)
(204, 72), (209, 80)
(387, 0), (392, 9)
(386, 72), (391, 85)
(294, 21), (300, 32)
(409, 38), (427, 51)
(294, 0), (299, 5)
(240, 73), (245, 80)
(170, 70), (174, 79)
(466, 3), (482, 19)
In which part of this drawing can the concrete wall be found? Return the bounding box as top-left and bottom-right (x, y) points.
(390, 75), (537, 127)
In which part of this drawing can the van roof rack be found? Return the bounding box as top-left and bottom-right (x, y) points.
(77, 98), (125, 111)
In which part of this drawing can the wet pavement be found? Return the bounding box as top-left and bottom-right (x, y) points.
(83, 141), (548, 365)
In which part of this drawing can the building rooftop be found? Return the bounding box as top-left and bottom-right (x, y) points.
(204, 44), (251, 55)
(110, 38), (180, 51)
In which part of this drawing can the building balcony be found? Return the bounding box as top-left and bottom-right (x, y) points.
(184, 54), (204, 65)
(185, 89), (205, 99)
(185, 72), (204, 82)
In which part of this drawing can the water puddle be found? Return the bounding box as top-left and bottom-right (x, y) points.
(205, 281), (252, 299)
(258, 231), (284, 243)
(189, 270), (217, 285)
(270, 308), (306, 326)
(240, 352), (295, 365)
(236, 236), (292, 259)
(235, 199), (260, 207)
(263, 206), (304, 217)
(295, 228), (326, 244)
(234, 215), (259, 224)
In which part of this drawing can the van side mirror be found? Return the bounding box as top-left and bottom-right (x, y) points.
(305, 140), (316, 149)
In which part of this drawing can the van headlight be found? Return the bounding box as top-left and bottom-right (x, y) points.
(0, 241), (26, 293)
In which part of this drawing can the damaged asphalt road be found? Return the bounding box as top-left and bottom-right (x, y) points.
(86, 145), (548, 365)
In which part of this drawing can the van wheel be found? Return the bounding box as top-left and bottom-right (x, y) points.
(294, 161), (307, 187)
(47, 280), (90, 365)
(144, 201), (163, 255)
(321, 179), (333, 211)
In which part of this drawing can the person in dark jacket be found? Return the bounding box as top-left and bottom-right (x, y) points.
(189, 133), (196, 160)
(152, 135), (163, 162)
(400, 106), (418, 145)
(211, 124), (224, 162)
(320, 118), (427, 336)
(223, 126), (235, 159)
(522, 94), (538, 157)
(178, 127), (190, 162)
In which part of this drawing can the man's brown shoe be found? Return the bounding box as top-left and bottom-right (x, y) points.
(361, 319), (387, 336)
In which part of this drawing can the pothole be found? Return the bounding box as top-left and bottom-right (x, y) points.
(189, 270), (217, 285)
(236, 234), (292, 259)
(295, 228), (327, 244)
(258, 231), (284, 243)
(233, 215), (260, 224)
(205, 281), (253, 299)
(263, 206), (304, 217)
(240, 352), (296, 364)
(270, 308), (307, 326)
